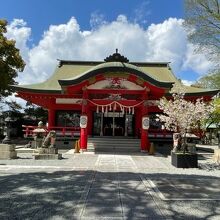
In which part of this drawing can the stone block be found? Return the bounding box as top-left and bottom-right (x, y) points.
(213, 149), (220, 163)
(34, 148), (58, 154)
(0, 149), (17, 159)
(33, 153), (62, 160)
(33, 147), (62, 160)
(0, 144), (15, 151)
(0, 144), (17, 159)
(171, 151), (198, 168)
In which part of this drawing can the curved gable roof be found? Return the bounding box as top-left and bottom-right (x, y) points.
(10, 59), (219, 96)
(58, 62), (174, 89)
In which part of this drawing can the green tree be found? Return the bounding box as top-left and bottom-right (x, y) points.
(24, 103), (48, 124)
(0, 19), (25, 100)
(193, 71), (220, 89)
(212, 98), (220, 122)
(184, 0), (220, 66)
(192, 70), (220, 128)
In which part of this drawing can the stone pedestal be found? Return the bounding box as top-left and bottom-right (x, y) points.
(33, 148), (62, 160)
(34, 137), (44, 149)
(0, 144), (17, 159)
(213, 149), (220, 164)
(171, 151), (198, 168)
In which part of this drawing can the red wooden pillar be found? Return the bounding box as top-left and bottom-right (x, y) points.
(135, 107), (141, 138)
(140, 93), (150, 152)
(80, 124), (87, 150)
(48, 109), (55, 129)
(80, 88), (88, 151)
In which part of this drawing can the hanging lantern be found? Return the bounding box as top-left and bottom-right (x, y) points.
(129, 107), (131, 114)
(102, 106), (104, 113)
(132, 107), (134, 114)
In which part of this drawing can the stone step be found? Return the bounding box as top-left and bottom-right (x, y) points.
(88, 138), (140, 143)
(88, 137), (139, 141)
(87, 137), (140, 152)
(94, 147), (140, 152)
(88, 142), (140, 146)
(87, 141), (140, 147)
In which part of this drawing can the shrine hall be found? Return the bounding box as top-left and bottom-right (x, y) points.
(11, 50), (219, 151)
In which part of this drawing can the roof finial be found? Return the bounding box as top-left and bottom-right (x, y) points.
(104, 49), (129, 63)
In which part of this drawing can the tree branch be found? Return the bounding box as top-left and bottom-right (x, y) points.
(215, 0), (220, 14)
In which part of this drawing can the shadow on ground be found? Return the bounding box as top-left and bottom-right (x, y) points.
(0, 170), (220, 219)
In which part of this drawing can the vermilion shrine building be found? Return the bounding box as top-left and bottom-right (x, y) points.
(12, 51), (218, 151)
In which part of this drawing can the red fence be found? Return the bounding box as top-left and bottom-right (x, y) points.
(22, 125), (80, 138)
(22, 125), (173, 139)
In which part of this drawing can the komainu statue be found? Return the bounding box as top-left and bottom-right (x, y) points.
(33, 121), (47, 148)
(33, 129), (61, 160)
(42, 130), (56, 148)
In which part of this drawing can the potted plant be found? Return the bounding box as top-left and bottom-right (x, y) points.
(157, 83), (214, 168)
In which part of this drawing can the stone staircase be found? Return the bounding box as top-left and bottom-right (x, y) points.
(87, 137), (141, 153)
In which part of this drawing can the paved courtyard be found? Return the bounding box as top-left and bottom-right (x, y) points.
(0, 151), (220, 220)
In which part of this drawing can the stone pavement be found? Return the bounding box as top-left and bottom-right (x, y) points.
(0, 151), (220, 219)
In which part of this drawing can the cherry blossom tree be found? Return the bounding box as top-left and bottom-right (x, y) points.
(157, 84), (214, 153)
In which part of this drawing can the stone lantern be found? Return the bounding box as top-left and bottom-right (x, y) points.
(2, 116), (15, 144)
(0, 115), (17, 159)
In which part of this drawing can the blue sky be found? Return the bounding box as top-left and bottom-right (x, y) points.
(3, 0), (183, 44)
(2, 0), (212, 86)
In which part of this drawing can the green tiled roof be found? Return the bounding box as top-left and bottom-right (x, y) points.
(11, 60), (219, 96)
(11, 63), (95, 93)
(58, 62), (173, 88)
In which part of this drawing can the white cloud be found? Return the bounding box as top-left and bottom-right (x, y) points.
(182, 43), (212, 75)
(146, 18), (188, 71)
(90, 11), (107, 30)
(6, 19), (31, 63)
(6, 16), (213, 86)
(80, 15), (148, 61)
(181, 80), (195, 86)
